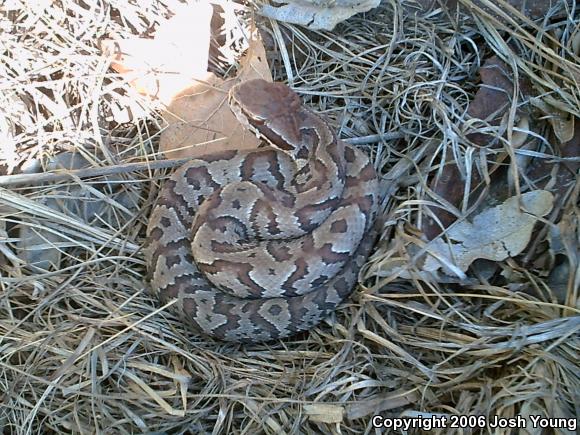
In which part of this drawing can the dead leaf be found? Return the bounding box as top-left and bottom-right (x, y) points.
(159, 37), (272, 159)
(423, 190), (554, 275)
(526, 117), (579, 200)
(423, 56), (531, 240)
(559, 119), (580, 178)
(423, 163), (464, 241)
(13, 152), (141, 272)
(101, 1), (213, 104)
(261, 0), (381, 31)
(303, 404), (344, 424)
(101, 0), (272, 159)
(345, 389), (419, 420)
(531, 96), (576, 143)
(466, 56), (518, 147)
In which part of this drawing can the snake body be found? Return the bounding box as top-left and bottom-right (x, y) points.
(146, 80), (379, 342)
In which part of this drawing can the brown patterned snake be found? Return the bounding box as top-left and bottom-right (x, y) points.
(145, 79), (379, 342)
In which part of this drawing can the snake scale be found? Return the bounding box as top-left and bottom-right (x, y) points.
(145, 79), (379, 342)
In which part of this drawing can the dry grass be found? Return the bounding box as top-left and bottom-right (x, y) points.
(1, 0), (578, 433)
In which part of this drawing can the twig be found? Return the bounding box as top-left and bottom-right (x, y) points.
(0, 134), (403, 187)
(0, 158), (191, 187)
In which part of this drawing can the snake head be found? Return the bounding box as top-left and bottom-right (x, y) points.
(230, 79), (301, 120)
(229, 79), (303, 150)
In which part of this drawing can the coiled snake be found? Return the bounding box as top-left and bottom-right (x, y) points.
(145, 79), (379, 342)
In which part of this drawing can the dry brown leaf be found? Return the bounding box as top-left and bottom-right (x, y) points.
(423, 56), (529, 240)
(424, 190), (554, 274)
(345, 389), (420, 420)
(101, 0), (272, 159)
(261, 0), (381, 31)
(525, 116), (579, 212)
(466, 56), (516, 146)
(159, 37), (272, 159)
(100, 1), (213, 104)
(531, 96), (576, 143)
(303, 404), (344, 424)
